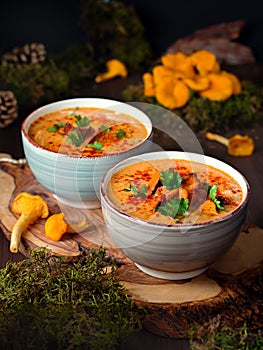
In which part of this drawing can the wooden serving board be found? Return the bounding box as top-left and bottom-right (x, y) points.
(0, 161), (262, 338)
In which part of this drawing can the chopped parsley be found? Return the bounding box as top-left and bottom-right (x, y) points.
(47, 122), (65, 132)
(116, 129), (128, 140)
(122, 184), (148, 198)
(66, 130), (84, 147)
(74, 115), (90, 127)
(157, 198), (189, 219)
(99, 125), (110, 133)
(87, 141), (103, 151)
(208, 185), (224, 210)
(160, 170), (182, 190)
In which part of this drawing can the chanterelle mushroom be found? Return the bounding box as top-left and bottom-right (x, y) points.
(206, 132), (255, 156)
(95, 59), (128, 83)
(10, 192), (49, 253)
(45, 212), (89, 241)
(45, 212), (68, 242)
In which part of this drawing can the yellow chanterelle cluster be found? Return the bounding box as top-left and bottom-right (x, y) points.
(142, 50), (242, 109)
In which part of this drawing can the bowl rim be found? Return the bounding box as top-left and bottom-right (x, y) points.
(100, 150), (250, 229)
(21, 97), (153, 160)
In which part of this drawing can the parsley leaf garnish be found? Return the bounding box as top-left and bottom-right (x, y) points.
(116, 129), (128, 140)
(160, 170), (182, 190)
(87, 141), (103, 151)
(47, 124), (59, 132)
(99, 125), (110, 133)
(157, 198), (189, 219)
(208, 185), (224, 210)
(47, 122), (65, 132)
(74, 115), (90, 127)
(122, 184), (148, 198)
(66, 130), (84, 147)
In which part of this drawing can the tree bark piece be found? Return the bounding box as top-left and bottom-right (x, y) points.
(167, 20), (256, 65)
(0, 162), (262, 338)
(115, 225), (263, 338)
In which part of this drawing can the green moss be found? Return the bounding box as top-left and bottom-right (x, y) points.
(182, 81), (263, 131)
(0, 247), (145, 350)
(122, 80), (263, 132)
(0, 60), (69, 108)
(0, 0), (154, 111)
(190, 324), (263, 350)
(80, 0), (152, 71)
(51, 44), (96, 82)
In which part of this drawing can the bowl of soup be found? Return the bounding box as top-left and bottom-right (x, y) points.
(100, 151), (250, 280)
(21, 98), (153, 208)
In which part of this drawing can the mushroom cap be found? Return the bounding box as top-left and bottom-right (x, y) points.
(105, 59), (128, 78)
(155, 78), (190, 109)
(95, 59), (128, 83)
(152, 65), (175, 83)
(228, 135), (255, 156)
(45, 212), (68, 241)
(161, 52), (195, 78)
(142, 72), (155, 97)
(183, 75), (210, 91)
(11, 192), (49, 218)
(221, 70), (242, 95)
(190, 50), (218, 76)
(199, 73), (233, 101)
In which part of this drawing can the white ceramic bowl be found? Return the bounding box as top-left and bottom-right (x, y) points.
(21, 98), (153, 209)
(100, 151), (250, 280)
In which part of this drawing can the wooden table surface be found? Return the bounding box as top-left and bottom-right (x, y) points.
(0, 65), (262, 349)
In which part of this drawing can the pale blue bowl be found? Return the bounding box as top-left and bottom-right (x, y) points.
(22, 98), (153, 209)
(101, 151), (250, 280)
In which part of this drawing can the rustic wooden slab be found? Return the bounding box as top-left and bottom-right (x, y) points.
(0, 161), (126, 262)
(0, 162), (262, 338)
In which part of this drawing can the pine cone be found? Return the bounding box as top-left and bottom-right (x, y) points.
(1, 43), (46, 68)
(0, 91), (18, 128)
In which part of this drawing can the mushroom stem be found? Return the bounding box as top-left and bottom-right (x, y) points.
(10, 213), (34, 253)
(95, 72), (115, 83)
(206, 132), (229, 147)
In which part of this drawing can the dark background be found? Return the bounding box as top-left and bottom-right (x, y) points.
(1, 0), (263, 62)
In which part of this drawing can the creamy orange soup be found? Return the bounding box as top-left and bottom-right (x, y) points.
(108, 159), (243, 225)
(28, 107), (148, 157)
